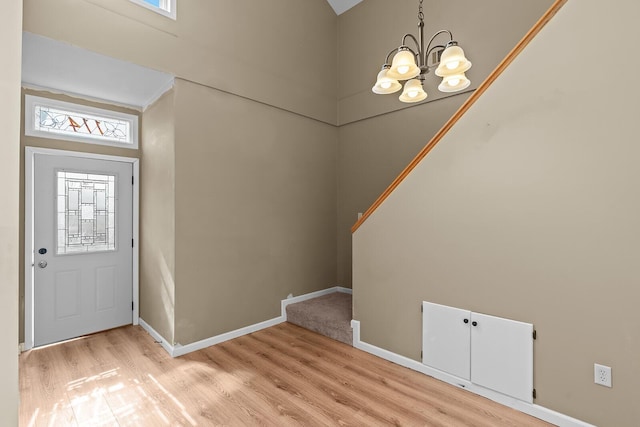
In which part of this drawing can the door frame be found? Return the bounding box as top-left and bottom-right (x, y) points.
(24, 146), (140, 350)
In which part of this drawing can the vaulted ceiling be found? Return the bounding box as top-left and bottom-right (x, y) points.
(21, 1), (365, 109)
(326, 0), (362, 15)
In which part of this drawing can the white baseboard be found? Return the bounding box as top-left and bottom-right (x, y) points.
(140, 285), (350, 358)
(350, 320), (594, 427)
(172, 316), (286, 357)
(138, 318), (176, 356)
(136, 294), (589, 426)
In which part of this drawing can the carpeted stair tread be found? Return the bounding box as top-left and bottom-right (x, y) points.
(286, 292), (352, 345)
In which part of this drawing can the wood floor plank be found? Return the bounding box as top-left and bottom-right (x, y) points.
(255, 324), (520, 427)
(19, 347), (78, 427)
(191, 340), (307, 424)
(272, 323), (546, 426)
(248, 326), (460, 426)
(20, 323), (553, 426)
(265, 324), (528, 427)
(232, 332), (427, 425)
(198, 340), (347, 425)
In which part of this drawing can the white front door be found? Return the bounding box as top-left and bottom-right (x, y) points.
(33, 153), (133, 347)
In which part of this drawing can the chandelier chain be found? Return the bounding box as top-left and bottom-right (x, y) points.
(418, 0), (424, 22)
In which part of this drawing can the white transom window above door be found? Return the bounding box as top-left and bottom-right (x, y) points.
(24, 95), (139, 149)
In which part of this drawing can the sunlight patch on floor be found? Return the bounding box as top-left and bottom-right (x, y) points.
(67, 368), (120, 392)
(148, 373), (197, 426)
(25, 407), (39, 427)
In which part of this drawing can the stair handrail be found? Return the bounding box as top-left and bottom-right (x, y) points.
(351, 0), (568, 234)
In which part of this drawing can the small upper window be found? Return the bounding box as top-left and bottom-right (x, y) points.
(129, 0), (176, 19)
(25, 95), (139, 149)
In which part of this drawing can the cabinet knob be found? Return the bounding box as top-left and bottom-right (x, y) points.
(472, 321), (478, 327)
(463, 318), (469, 324)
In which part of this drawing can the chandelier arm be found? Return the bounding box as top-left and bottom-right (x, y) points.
(425, 29), (453, 53)
(422, 29), (454, 67)
(425, 44), (447, 68)
(401, 33), (422, 55)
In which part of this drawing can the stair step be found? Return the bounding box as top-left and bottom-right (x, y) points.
(286, 292), (352, 345)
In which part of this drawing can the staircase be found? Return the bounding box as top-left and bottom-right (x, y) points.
(286, 292), (352, 345)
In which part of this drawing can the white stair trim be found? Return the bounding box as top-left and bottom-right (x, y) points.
(282, 286), (351, 320)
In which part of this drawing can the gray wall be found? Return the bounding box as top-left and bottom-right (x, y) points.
(23, 0), (340, 346)
(23, 0), (338, 124)
(173, 79), (337, 344)
(140, 89), (175, 343)
(0, 0), (21, 424)
(336, 0), (555, 287)
(337, 94), (471, 287)
(353, 1), (640, 425)
(20, 0), (556, 348)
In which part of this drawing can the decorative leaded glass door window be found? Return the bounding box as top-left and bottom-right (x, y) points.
(57, 171), (116, 254)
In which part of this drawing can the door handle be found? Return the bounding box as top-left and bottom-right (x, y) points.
(38, 260), (48, 269)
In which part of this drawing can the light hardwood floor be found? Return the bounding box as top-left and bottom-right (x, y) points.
(20, 323), (553, 426)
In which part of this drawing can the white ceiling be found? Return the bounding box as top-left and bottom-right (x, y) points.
(22, 32), (174, 110)
(326, 0), (363, 15)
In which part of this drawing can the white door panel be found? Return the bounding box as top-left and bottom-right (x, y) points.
(470, 312), (534, 403)
(422, 301), (471, 380)
(34, 154), (133, 346)
(96, 266), (117, 311)
(54, 270), (81, 318)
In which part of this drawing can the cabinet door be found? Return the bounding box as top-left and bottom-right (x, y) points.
(422, 302), (471, 380)
(470, 312), (533, 403)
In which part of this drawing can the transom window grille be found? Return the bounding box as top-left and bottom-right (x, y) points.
(129, 0), (176, 19)
(25, 95), (139, 149)
(57, 171), (116, 255)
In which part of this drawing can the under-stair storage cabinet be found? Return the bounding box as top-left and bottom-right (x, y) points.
(422, 301), (534, 403)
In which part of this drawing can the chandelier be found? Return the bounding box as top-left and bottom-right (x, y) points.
(372, 0), (472, 103)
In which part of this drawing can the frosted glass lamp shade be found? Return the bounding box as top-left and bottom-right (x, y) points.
(435, 44), (472, 77)
(372, 68), (402, 94)
(387, 49), (420, 80)
(399, 79), (427, 103)
(438, 72), (471, 93)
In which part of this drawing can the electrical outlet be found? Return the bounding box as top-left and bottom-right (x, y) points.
(594, 363), (612, 387)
